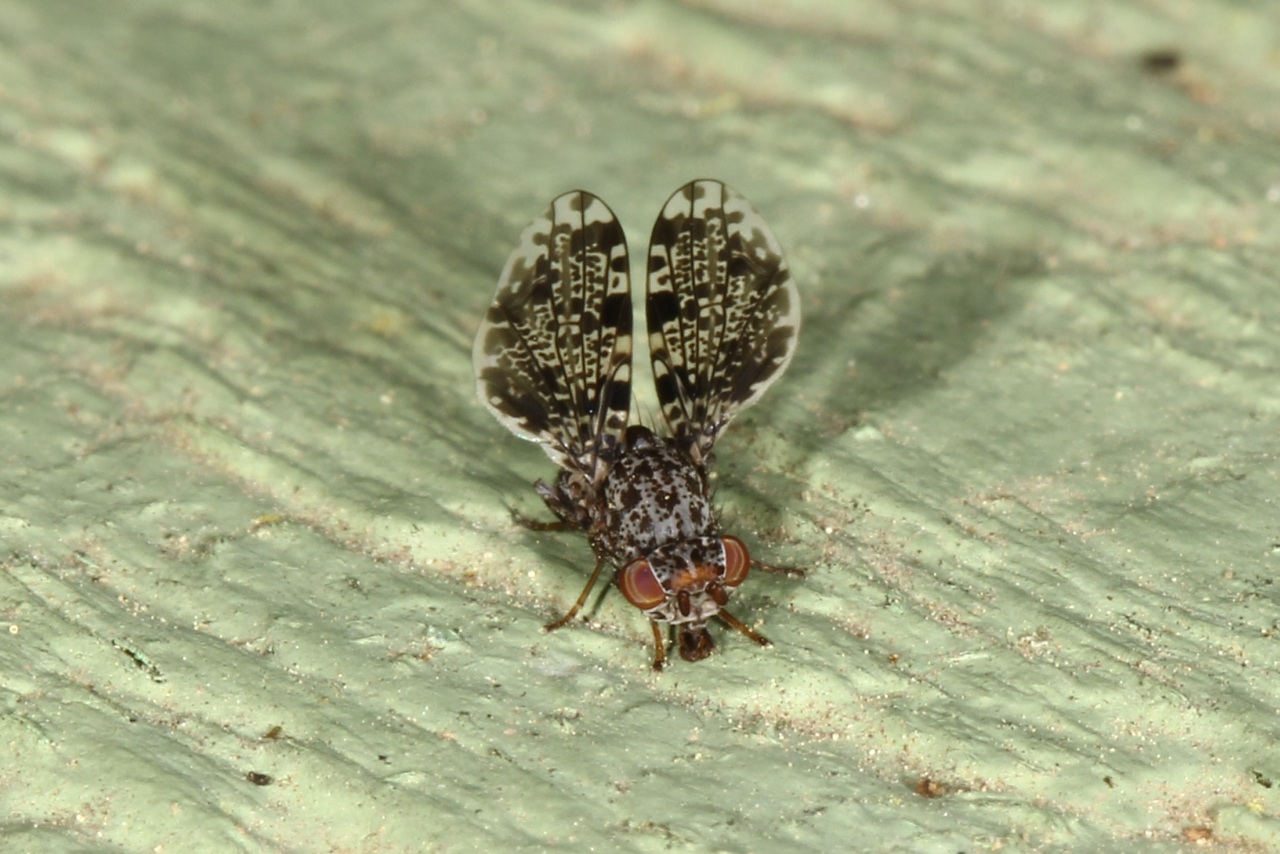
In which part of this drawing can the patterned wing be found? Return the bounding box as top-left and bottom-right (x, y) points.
(473, 190), (633, 483)
(646, 180), (799, 465)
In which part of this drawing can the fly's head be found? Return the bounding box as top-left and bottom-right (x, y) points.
(616, 534), (751, 662)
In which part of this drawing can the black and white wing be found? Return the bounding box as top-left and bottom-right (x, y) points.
(646, 180), (799, 466)
(473, 190), (633, 483)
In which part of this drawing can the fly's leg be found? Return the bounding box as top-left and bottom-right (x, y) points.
(544, 555), (609, 632)
(513, 514), (577, 533)
(715, 607), (772, 648)
(648, 621), (667, 671)
(751, 558), (806, 579)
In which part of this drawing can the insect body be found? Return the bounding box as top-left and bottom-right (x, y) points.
(473, 180), (799, 669)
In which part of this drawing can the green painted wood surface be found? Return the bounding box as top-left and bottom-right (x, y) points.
(2, 1), (1278, 851)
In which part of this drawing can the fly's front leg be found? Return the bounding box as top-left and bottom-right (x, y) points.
(751, 558), (806, 579)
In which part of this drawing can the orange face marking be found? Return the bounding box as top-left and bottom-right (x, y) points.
(668, 562), (722, 593)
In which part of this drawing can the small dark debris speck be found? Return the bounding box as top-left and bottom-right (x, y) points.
(1140, 49), (1182, 75)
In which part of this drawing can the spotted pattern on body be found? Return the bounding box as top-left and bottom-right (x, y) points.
(473, 180), (800, 669)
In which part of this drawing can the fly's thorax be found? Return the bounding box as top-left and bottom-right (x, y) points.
(601, 426), (713, 561)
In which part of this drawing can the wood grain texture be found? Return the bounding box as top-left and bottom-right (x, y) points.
(1, 1), (1278, 851)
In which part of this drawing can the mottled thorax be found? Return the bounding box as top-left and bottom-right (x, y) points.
(601, 426), (713, 563)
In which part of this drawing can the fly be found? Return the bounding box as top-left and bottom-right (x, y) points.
(473, 180), (800, 669)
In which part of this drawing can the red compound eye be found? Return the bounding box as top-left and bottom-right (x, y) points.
(721, 536), (750, 588)
(619, 558), (667, 610)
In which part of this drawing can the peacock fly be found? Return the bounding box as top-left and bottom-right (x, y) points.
(473, 180), (800, 669)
